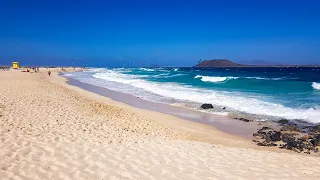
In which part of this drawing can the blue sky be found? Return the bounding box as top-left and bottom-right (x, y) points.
(0, 0), (319, 66)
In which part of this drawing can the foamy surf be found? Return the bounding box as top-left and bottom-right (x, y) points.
(88, 70), (320, 123)
(312, 82), (320, 90)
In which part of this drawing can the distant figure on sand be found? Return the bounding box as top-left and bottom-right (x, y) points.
(48, 71), (51, 76)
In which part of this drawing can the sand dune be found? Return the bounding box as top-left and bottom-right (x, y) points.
(0, 69), (320, 179)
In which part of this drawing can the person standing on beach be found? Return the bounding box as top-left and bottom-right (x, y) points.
(48, 71), (51, 76)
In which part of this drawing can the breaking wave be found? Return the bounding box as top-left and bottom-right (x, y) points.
(63, 68), (320, 124)
(194, 75), (238, 82)
(312, 82), (320, 90)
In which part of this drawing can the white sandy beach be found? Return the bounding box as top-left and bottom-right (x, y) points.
(0, 68), (320, 180)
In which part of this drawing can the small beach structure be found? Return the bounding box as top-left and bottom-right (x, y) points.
(12, 62), (19, 69)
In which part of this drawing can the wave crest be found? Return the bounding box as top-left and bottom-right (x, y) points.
(312, 82), (320, 90)
(194, 75), (237, 82)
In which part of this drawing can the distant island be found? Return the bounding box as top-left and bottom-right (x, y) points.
(194, 59), (320, 68)
(195, 59), (242, 67)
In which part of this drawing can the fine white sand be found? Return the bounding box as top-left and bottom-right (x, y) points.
(0, 68), (320, 180)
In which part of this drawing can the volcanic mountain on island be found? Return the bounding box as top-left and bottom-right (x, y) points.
(194, 59), (243, 67)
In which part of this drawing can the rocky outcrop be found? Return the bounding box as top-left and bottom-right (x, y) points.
(280, 125), (300, 132)
(253, 124), (320, 154)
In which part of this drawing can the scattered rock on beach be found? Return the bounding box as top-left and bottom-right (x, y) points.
(280, 125), (300, 132)
(253, 125), (320, 154)
(239, 118), (250, 122)
(281, 133), (295, 143)
(257, 141), (277, 147)
(311, 125), (320, 133)
(310, 134), (320, 146)
(299, 135), (312, 141)
(200, 104), (213, 109)
(257, 127), (272, 134)
(270, 131), (281, 141)
(281, 140), (305, 151)
(253, 132), (263, 138)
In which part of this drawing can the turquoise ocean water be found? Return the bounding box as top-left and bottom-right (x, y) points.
(63, 67), (320, 124)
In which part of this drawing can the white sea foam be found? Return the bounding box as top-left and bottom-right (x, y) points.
(174, 68), (178, 71)
(153, 68), (170, 72)
(209, 111), (230, 116)
(153, 73), (186, 78)
(163, 74), (186, 78)
(87, 70), (320, 123)
(85, 68), (108, 73)
(194, 75), (238, 82)
(195, 75), (285, 82)
(63, 73), (74, 77)
(245, 77), (283, 80)
(139, 68), (155, 71)
(312, 82), (320, 90)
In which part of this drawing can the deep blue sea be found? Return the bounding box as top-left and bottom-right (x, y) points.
(63, 67), (320, 123)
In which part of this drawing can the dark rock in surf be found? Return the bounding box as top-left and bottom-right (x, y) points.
(201, 104), (214, 109)
(278, 119), (289, 124)
(235, 117), (251, 122)
(238, 118), (250, 122)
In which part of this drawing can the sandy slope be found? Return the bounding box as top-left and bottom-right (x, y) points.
(0, 69), (319, 180)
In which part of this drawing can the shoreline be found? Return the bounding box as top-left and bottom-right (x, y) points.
(63, 67), (320, 126)
(60, 71), (320, 154)
(55, 70), (287, 152)
(65, 76), (261, 139)
(52, 70), (254, 147)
